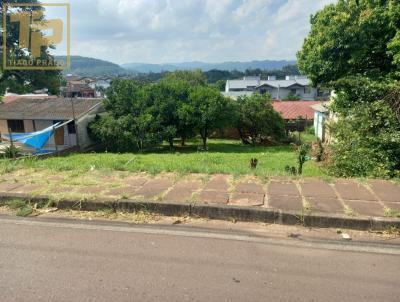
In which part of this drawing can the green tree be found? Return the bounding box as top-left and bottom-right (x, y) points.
(89, 79), (163, 152)
(235, 93), (286, 146)
(329, 100), (400, 177)
(0, 1), (61, 95)
(149, 78), (193, 148)
(297, 0), (400, 177)
(163, 70), (207, 87)
(297, 0), (400, 86)
(283, 91), (301, 101)
(179, 86), (233, 149)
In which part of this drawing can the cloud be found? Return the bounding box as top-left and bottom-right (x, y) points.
(44, 0), (337, 64)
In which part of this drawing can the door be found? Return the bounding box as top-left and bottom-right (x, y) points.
(54, 127), (65, 146)
(53, 121), (65, 146)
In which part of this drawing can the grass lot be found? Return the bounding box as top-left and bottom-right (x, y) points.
(1, 138), (326, 179)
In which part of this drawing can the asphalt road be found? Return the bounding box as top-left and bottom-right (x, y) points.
(0, 216), (399, 302)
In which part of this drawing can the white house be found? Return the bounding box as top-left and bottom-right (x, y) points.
(224, 75), (320, 100)
(311, 102), (330, 141)
(88, 78), (112, 90)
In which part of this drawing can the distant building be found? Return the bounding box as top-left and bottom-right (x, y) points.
(61, 81), (96, 98)
(224, 75), (322, 100)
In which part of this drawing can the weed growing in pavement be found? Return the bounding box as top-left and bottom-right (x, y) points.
(344, 206), (356, 217)
(384, 207), (400, 218)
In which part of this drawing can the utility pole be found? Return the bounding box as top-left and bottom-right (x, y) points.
(68, 82), (80, 150)
(7, 127), (15, 158)
(70, 97), (80, 150)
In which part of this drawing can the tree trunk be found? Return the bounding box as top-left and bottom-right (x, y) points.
(237, 127), (246, 145)
(181, 136), (186, 146)
(168, 137), (174, 150)
(202, 137), (207, 150)
(200, 127), (208, 150)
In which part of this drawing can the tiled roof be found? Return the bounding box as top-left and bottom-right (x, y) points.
(272, 101), (322, 120)
(0, 97), (103, 120)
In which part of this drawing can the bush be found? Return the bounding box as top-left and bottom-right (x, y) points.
(2, 145), (23, 158)
(283, 91), (301, 101)
(306, 126), (315, 135)
(329, 100), (400, 178)
(234, 93), (286, 146)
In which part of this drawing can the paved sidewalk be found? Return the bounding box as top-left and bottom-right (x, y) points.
(0, 170), (399, 219)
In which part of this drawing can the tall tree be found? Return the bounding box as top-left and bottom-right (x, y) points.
(235, 93), (286, 146)
(297, 0), (400, 177)
(179, 86), (233, 149)
(297, 0), (400, 86)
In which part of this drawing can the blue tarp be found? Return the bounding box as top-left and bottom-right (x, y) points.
(3, 123), (61, 150)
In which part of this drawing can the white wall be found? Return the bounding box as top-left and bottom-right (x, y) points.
(314, 111), (326, 141)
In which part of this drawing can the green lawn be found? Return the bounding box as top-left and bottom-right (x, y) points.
(1, 139), (325, 179)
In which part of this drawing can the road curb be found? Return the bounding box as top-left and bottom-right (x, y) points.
(0, 193), (399, 231)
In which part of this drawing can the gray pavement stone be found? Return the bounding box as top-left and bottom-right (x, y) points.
(163, 188), (194, 203)
(229, 193), (264, 206)
(307, 197), (344, 214)
(344, 200), (385, 217)
(133, 178), (174, 199)
(48, 187), (75, 194)
(105, 187), (139, 198)
(235, 182), (264, 194)
(0, 182), (23, 192)
(173, 180), (203, 191)
(203, 175), (230, 192)
(122, 177), (148, 187)
(196, 190), (229, 204)
(77, 187), (105, 195)
(384, 202), (400, 211)
(268, 195), (303, 212)
(369, 180), (400, 203)
(267, 181), (300, 197)
(11, 184), (43, 194)
(162, 180), (203, 202)
(300, 179), (336, 198)
(334, 179), (377, 201)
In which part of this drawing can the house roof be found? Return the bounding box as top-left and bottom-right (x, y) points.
(1, 94), (56, 104)
(311, 103), (329, 113)
(0, 97), (103, 120)
(272, 101), (322, 120)
(227, 78), (312, 90)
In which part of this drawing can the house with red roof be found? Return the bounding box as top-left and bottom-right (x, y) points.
(272, 101), (322, 121)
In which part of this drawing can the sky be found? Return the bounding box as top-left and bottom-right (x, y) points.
(44, 0), (336, 65)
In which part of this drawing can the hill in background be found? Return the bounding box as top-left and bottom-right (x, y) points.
(57, 56), (297, 77)
(56, 56), (130, 77)
(121, 60), (296, 73)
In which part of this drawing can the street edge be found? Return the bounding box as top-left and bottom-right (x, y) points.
(0, 192), (399, 231)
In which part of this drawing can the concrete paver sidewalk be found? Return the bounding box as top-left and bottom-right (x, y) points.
(0, 171), (399, 220)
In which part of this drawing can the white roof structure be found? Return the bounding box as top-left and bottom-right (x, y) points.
(222, 91), (254, 99)
(226, 76), (312, 90)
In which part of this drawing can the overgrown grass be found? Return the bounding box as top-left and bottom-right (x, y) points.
(5, 200), (33, 217)
(0, 139), (326, 178)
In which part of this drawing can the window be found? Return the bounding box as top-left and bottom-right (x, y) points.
(304, 86), (312, 94)
(67, 121), (76, 134)
(291, 89), (297, 94)
(7, 120), (25, 133)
